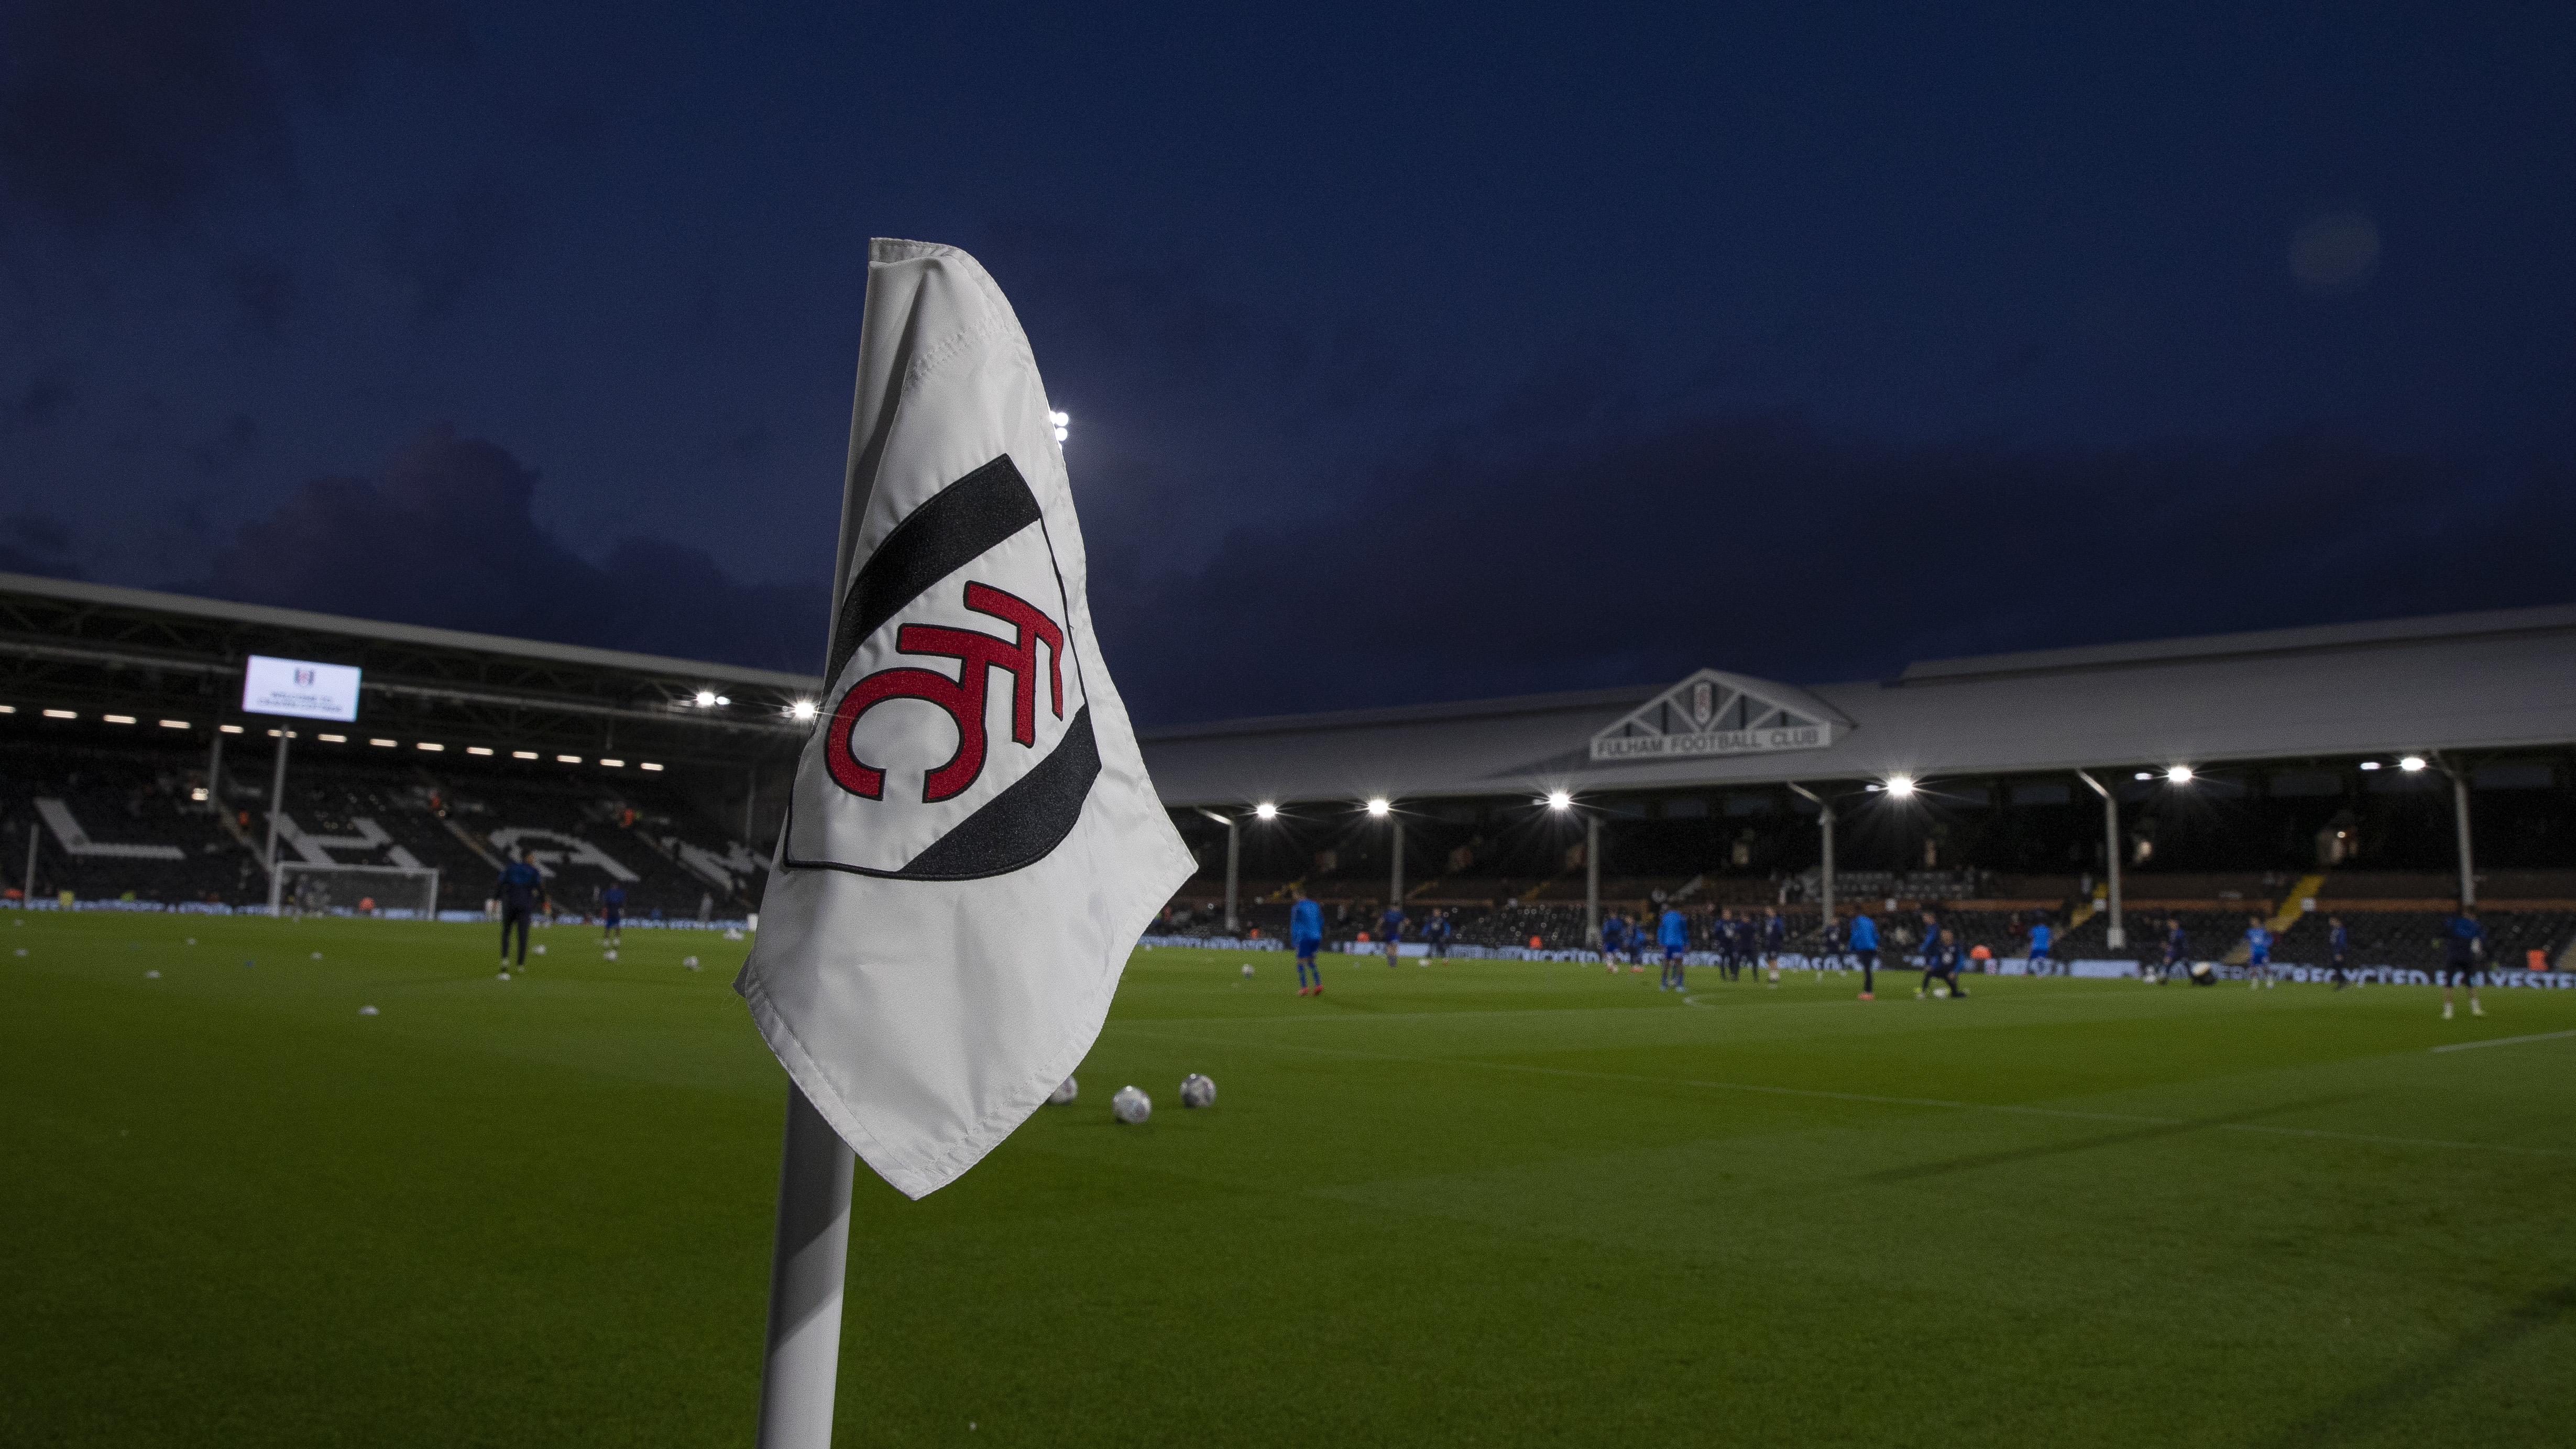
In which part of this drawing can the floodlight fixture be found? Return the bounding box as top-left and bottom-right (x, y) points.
(1545, 790), (1572, 810)
(789, 699), (818, 722)
(1254, 802), (1278, 820)
(1365, 797), (1390, 817)
(716, 695), (731, 707)
(2359, 761), (2382, 771)
(695, 689), (718, 707)
(1049, 410), (1070, 443)
(2166, 765), (2194, 784)
(2134, 771), (2154, 781)
(1884, 774), (1916, 799)
(2399, 755), (2427, 772)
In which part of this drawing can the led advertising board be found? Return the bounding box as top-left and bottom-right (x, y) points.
(240, 655), (364, 722)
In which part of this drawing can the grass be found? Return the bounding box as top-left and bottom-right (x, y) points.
(5, 909), (2573, 1447)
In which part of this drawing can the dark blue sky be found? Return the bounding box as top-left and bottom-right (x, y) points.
(3, 3), (2571, 722)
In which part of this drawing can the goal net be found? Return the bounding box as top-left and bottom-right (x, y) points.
(276, 863), (441, 918)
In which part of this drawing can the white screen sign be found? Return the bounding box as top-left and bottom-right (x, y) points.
(241, 655), (364, 722)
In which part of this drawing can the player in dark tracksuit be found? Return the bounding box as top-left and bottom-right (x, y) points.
(2440, 908), (2486, 1020)
(2327, 916), (2350, 990)
(497, 848), (545, 977)
(2161, 916), (2188, 985)
(1762, 908), (1788, 984)
(1918, 928), (1968, 998)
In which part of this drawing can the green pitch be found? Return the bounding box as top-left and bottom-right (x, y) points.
(6, 913), (2572, 1447)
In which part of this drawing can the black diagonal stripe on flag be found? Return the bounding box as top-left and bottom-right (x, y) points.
(894, 705), (1100, 880)
(826, 456), (1043, 685)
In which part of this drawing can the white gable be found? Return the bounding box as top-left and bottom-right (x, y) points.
(1588, 670), (1850, 764)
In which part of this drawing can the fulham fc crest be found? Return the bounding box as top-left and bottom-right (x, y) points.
(782, 455), (1099, 880)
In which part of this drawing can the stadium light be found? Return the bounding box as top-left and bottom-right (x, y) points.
(417, 742), (444, 752)
(158, 719), (189, 730)
(695, 690), (718, 707)
(2166, 765), (2194, 784)
(318, 733), (346, 743)
(2399, 755), (2427, 772)
(467, 747), (493, 756)
(558, 754), (582, 764)
(789, 699), (818, 722)
(2359, 761), (2382, 771)
(717, 695), (730, 706)
(512, 750), (540, 760)
(369, 738), (397, 747)
(220, 724), (243, 734)
(43, 708), (74, 719)
(1254, 802), (1277, 820)
(1049, 409), (1070, 443)
(104, 714), (136, 724)
(2134, 771), (2154, 781)
(1884, 774), (1916, 799)
(641, 762), (664, 772)
(1365, 797), (1390, 817)
(1546, 790), (1572, 810)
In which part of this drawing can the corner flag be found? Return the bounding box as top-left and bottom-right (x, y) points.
(738, 238), (1193, 1201)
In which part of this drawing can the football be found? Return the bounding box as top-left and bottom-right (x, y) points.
(1241, 963), (1255, 977)
(1112, 1084), (1151, 1124)
(1180, 1072), (1216, 1108)
(1047, 1075), (1078, 1106)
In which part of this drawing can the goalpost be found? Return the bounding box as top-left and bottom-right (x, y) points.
(276, 862), (441, 918)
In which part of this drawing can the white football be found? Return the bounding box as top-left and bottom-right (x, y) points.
(604, 949), (618, 960)
(1241, 963), (1255, 977)
(683, 955), (701, 970)
(533, 944), (547, 956)
(1048, 1075), (1079, 1106)
(1112, 1084), (1152, 1124)
(1180, 1072), (1216, 1108)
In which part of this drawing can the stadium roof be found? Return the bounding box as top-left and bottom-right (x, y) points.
(1137, 602), (2576, 807)
(0, 570), (821, 765)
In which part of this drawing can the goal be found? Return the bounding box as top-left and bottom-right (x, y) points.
(275, 862), (441, 918)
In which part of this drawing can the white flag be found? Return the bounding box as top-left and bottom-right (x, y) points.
(738, 238), (1194, 1200)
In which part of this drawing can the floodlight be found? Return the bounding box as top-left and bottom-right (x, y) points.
(716, 695), (731, 707)
(1884, 774), (1916, 799)
(2166, 765), (2194, 784)
(2134, 771), (2154, 781)
(1054, 427), (1069, 442)
(2359, 761), (2382, 771)
(1865, 783), (1882, 793)
(1365, 797), (1390, 817)
(789, 699), (818, 722)
(695, 690), (718, 707)
(1254, 802), (1278, 820)
(1545, 790), (1572, 810)
(1048, 411), (1068, 426)
(2399, 755), (2427, 772)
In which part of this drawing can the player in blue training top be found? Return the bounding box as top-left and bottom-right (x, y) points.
(1848, 908), (1881, 999)
(1658, 905), (1690, 991)
(1378, 901), (1406, 968)
(1598, 913), (1625, 975)
(2160, 915), (2188, 985)
(2441, 907), (2486, 1020)
(1427, 908), (1453, 960)
(2326, 915), (2350, 990)
(601, 883), (625, 951)
(2026, 916), (2054, 978)
(1762, 907), (1788, 984)
(2243, 915), (2274, 989)
(496, 848), (545, 979)
(1290, 889), (1324, 996)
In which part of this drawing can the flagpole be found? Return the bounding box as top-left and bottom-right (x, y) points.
(754, 1082), (854, 1448)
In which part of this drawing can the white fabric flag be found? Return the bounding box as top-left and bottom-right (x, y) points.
(738, 238), (1194, 1200)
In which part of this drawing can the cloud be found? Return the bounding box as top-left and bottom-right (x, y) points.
(0, 0), (466, 236)
(0, 510), (81, 577)
(377, 174), (523, 319)
(1089, 402), (2576, 725)
(179, 426), (826, 674)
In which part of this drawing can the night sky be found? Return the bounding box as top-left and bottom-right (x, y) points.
(3, 3), (2572, 725)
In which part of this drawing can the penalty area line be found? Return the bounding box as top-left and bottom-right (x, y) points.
(2431, 1028), (2576, 1054)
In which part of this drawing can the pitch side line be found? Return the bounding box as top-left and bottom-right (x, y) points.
(1110, 1027), (2568, 1159)
(2430, 1028), (2576, 1054)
